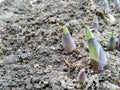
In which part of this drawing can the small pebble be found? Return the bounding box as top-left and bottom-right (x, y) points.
(0, 60), (4, 66)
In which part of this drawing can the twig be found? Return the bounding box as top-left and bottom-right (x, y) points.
(64, 59), (72, 68)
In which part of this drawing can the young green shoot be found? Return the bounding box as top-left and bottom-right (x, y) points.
(103, 0), (111, 13)
(85, 26), (108, 72)
(62, 27), (76, 53)
(91, 15), (99, 30)
(108, 31), (116, 50)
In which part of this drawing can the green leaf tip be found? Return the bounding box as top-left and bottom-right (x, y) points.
(85, 25), (94, 39)
(111, 31), (114, 38)
(63, 27), (69, 34)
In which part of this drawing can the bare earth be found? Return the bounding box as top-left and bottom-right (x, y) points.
(0, 0), (120, 90)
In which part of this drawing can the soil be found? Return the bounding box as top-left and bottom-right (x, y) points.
(0, 0), (120, 90)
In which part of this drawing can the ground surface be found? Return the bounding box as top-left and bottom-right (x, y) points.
(0, 0), (120, 90)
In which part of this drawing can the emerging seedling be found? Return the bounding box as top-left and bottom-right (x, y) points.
(118, 33), (120, 50)
(113, 0), (120, 10)
(108, 31), (116, 50)
(77, 69), (86, 89)
(62, 27), (76, 53)
(77, 69), (86, 84)
(102, 0), (111, 13)
(85, 25), (108, 72)
(91, 15), (99, 30)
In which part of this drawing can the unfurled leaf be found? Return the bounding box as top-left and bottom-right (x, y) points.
(85, 26), (108, 72)
(113, 0), (120, 10)
(62, 27), (76, 53)
(108, 31), (116, 50)
(103, 0), (111, 13)
(77, 69), (86, 84)
(91, 15), (99, 30)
